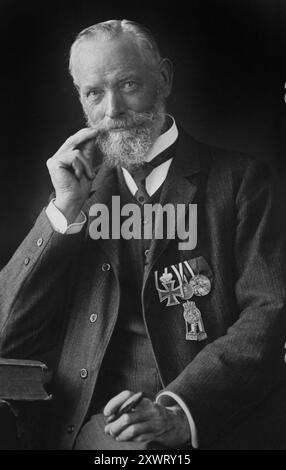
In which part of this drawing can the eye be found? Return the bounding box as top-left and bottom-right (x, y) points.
(122, 81), (138, 91)
(86, 89), (102, 101)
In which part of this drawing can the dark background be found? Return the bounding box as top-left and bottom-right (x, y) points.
(0, 0), (285, 267)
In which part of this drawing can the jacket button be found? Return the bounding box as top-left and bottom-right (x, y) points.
(90, 313), (98, 323)
(80, 368), (88, 379)
(101, 263), (111, 272)
(67, 424), (74, 434)
(24, 257), (30, 265)
(37, 238), (43, 247)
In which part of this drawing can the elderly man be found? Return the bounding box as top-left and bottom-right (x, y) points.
(0, 19), (286, 450)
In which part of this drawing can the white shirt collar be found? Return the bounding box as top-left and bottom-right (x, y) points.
(145, 114), (178, 162)
(122, 115), (178, 196)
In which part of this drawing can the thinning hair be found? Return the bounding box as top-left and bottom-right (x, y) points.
(69, 19), (162, 84)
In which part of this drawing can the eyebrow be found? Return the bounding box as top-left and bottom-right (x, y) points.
(118, 74), (142, 83)
(117, 72), (141, 80)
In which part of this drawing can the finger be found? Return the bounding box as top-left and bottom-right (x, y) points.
(48, 149), (94, 180)
(105, 408), (149, 436)
(133, 433), (155, 443)
(115, 422), (153, 442)
(59, 127), (99, 152)
(72, 156), (84, 179)
(75, 154), (95, 180)
(48, 150), (84, 180)
(105, 414), (116, 424)
(105, 399), (154, 436)
(103, 390), (133, 417)
(47, 150), (81, 171)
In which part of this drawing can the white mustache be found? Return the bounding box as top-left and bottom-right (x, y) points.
(89, 111), (159, 133)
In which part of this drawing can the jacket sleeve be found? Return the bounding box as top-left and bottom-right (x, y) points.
(0, 207), (85, 365)
(160, 159), (286, 447)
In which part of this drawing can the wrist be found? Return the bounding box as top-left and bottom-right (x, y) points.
(54, 197), (84, 224)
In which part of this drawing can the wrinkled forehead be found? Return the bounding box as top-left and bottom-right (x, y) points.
(71, 33), (153, 86)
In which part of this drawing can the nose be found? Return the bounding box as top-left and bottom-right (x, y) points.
(105, 90), (126, 119)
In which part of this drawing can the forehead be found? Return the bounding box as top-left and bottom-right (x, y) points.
(72, 33), (151, 87)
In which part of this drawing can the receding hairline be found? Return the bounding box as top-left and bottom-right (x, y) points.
(69, 19), (162, 84)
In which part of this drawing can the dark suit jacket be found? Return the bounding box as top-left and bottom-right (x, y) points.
(0, 129), (286, 449)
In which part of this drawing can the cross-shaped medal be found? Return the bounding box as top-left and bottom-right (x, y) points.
(155, 272), (184, 306)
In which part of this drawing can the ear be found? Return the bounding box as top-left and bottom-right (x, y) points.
(158, 58), (173, 98)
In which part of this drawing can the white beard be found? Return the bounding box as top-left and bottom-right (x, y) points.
(84, 101), (166, 170)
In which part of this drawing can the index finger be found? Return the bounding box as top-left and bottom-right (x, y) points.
(103, 390), (133, 417)
(59, 127), (99, 152)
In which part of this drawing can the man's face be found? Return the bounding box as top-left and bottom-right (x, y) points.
(72, 33), (169, 168)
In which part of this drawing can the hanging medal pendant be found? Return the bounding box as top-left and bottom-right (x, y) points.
(182, 300), (207, 341)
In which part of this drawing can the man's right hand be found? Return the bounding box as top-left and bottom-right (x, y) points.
(46, 128), (99, 223)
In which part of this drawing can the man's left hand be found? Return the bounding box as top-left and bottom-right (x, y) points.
(103, 390), (190, 447)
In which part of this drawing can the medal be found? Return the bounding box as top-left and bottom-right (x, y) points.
(183, 300), (207, 341)
(154, 269), (184, 306)
(190, 274), (211, 296)
(183, 261), (211, 296)
(155, 258), (212, 342)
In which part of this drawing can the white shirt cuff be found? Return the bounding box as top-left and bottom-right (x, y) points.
(156, 390), (199, 449)
(45, 199), (87, 234)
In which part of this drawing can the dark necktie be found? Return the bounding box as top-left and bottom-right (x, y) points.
(127, 144), (176, 205)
